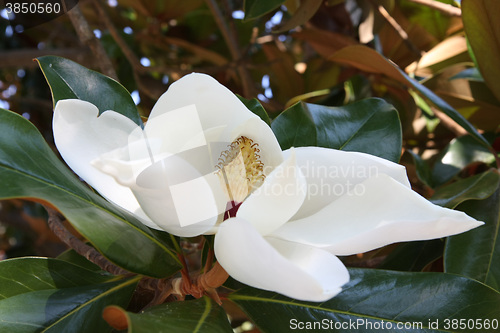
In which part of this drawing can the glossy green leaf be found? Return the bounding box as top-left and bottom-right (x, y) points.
(243, 0), (285, 20)
(271, 98), (402, 162)
(150, 229), (182, 255)
(462, 0), (500, 102)
(104, 297), (232, 332)
(379, 240), (444, 272)
(238, 95), (271, 126)
(431, 170), (500, 208)
(0, 257), (138, 332)
(0, 108), (181, 277)
(36, 56), (142, 126)
(0, 257), (113, 300)
(230, 269), (500, 332)
(445, 186), (500, 291)
(431, 135), (496, 186)
(0, 276), (139, 333)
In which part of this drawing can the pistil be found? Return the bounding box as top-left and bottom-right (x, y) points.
(216, 136), (265, 219)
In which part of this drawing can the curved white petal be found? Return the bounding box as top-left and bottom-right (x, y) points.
(272, 174), (483, 255)
(91, 136), (159, 187)
(149, 73), (256, 133)
(145, 104), (210, 157)
(237, 149), (306, 235)
(53, 100), (158, 225)
(284, 147), (411, 220)
(146, 73), (283, 171)
(125, 154), (227, 237)
(215, 218), (349, 301)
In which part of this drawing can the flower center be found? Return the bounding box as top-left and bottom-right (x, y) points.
(216, 136), (265, 217)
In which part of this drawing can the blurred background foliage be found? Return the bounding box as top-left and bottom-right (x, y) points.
(0, 0), (499, 270)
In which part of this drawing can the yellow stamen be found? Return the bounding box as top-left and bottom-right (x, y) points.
(216, 136), (265, 204)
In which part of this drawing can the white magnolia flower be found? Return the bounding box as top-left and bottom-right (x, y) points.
(53, 73), (483, 302)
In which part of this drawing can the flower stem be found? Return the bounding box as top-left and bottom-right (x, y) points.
(169, 261), (229, 305)
(44, 206), (129, 276)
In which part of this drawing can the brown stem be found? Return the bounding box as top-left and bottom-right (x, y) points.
(197, 261), (229, 291)
(432, 108), (467, 137)
(90, 0), (160, 100)
(66, 4), (118, 80)
(407, 0), (461, 17)
(203, 246), (215, 274)
(204, 0), (255, 97)
(489, 147), (500, 170)
(178, 253), (194, 291)
(166, 261), (229, 305)
(91, 0), (140, 69)
(44, 206), (129, 276)
(139, 277), (174, 308)
(373, 2), (423, 60)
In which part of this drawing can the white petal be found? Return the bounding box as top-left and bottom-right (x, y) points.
(145, 104), (209, 157)
(147, 73), (283, 170)
(53, 100), (156, 223)
(237, 149), (306, 235)
(272, 174), (483, 255)
(126, 154), (227, 237)
(215, 218), (349, 301)
(149, 73), (255, 133)
(284, 147), (410, 220)
(91, 136), (157, 187)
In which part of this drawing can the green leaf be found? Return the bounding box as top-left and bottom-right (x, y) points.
(0, 257), (139, 333)
(243, 0), (285, 20)
(431, 170), (500, 208)
(462, 0), (500, 102)
(343, 74), (372, 103)
(238, 95), (271, 126)
(410, 91), (440, 133)
(431, 135), (496, 186)
(379, 240), (444, 272)
(271, 98), (402, 163)
(0, 277), (139, 333)
(399, 0), (451, 40)
(0, 108), (181, 277)
(445, 186), (500, 291)
(104, 297), (233, 332)
(406, 150), (433, 187)
(0, 257), (113, 300)
(36, 56), (142, 126)
(230, 269), (500, 332)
